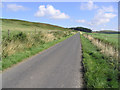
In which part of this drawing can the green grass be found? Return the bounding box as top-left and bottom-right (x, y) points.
(2, 19), (70, 32)
(80, 34), (118, 88)
(1, 19), (75, 70)
(87, 33), (119, 49)
(2, 34), (73, 70)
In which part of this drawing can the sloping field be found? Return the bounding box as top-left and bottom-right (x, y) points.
(2, 19), (69, 31)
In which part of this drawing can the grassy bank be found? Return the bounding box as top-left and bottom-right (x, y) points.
(87, 33), (119, 49)
(2, 30), (73, 58)
(83, 33), (118, 61)
(2, 19), (75, 70)
(2, 32), (73, 70)
(80, 34), (118, 88)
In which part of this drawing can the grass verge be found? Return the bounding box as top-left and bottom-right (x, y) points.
(87, 33), (119, 49)
(2, 34), (73, 70)
(80, 34), (118, 88)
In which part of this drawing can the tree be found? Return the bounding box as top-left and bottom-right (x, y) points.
(70, 27), (92, 32)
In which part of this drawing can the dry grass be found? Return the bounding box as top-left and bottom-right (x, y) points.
(83, 34), (118, 60)
(42, 32), (56, 42)
(1, 19), (77, 70)
(2, 31), (75, 58)
(80, 35), (118, 88)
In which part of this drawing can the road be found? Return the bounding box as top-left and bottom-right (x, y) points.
(2, 33), (84, 88)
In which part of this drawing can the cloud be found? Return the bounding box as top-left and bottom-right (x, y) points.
(90, 6), (116, 26)
(80, 1), (98, 10)
(7, 4), (27, 11)
(100, 6), (114, 12)
(76, 19), (86, 23)
(34, 5), (69, 19)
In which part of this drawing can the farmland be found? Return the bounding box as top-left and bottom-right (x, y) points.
(87, 33), (119, 49)
(82, 32), (119, 61)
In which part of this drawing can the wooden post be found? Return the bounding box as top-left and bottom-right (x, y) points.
(8, 29), (10, 38)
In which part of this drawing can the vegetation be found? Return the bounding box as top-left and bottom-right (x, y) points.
(2, 34), (72, 70)
(93, 30), (120, 34)
(1, 18), (119, 88)
(87, 33), (119, 49)
(80, 34), (118, 88)
(2, 19), (75, 70)
(69, 27), (92, 32)
(2, 19), (70, 31)
(82, 33), (118, 61)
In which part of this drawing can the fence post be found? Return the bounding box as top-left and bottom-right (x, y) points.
(8, 29), (10, 39)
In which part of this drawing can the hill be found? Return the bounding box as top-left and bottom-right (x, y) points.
(1, 18), (69, 32)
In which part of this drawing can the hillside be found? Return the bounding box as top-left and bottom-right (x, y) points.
(1, 19), (69, 32)
(2, 18), (75, 70)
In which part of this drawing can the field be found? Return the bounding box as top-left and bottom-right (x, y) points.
(88, 33), (119, 49)
(82, 32), (119, 61)
(80, 34), (118, 88)
(1, 19), (76, 70)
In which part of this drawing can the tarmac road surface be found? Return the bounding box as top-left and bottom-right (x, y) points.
(2, 33), (84, 88)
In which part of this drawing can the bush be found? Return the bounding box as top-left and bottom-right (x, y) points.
(33, 34), (45, 44)
(53, 31), (68, 38)
(13, 32), (27, 41)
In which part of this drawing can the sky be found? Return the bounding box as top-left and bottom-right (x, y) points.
(1, 1), (118, 31)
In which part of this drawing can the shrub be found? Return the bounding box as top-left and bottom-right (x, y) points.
(13, 32), (27, 41)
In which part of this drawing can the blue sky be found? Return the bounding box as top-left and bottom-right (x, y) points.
(1, 1), (118, 31)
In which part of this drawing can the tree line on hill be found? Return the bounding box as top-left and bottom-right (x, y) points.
(93, 30), (120, 34)
(69, 27), (92, 33)
(68, 27), (120, 34)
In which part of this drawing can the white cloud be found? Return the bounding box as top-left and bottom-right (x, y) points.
(100, 6), (114, 12)
(76, 19), (86, 23)
(90, 6), (116, 26)
(80, 1), (98, 10)
(7, 4), (27, 11)
(34, 5), (69, 19)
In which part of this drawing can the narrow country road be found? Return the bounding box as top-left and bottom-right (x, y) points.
(2, 33), (84, 88)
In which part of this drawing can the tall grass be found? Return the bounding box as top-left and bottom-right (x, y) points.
(1, 19), (76, 70)
(2, 30), (74, 70)
(2, 33), (73, 70)
(80, 34), (118, 88)
(87, 33), (119, 49)
(83, 34), (118, 61)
